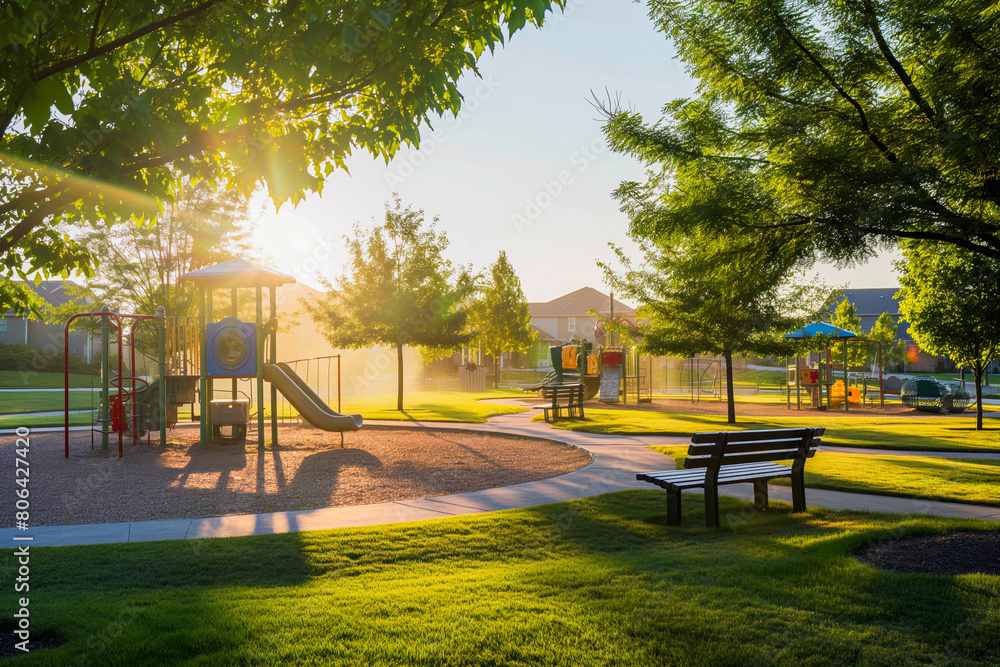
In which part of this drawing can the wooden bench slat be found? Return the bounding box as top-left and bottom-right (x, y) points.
(685, 447), (817, 468)
(690, 427), (823, 444)
(639, 461), (791, 486)
(688, 437), (822, 456)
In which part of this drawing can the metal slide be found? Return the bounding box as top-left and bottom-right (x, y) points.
(263, 362), (363, 432)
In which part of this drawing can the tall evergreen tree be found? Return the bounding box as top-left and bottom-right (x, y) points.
(306, 196), (472, 411)
(470, 252), (536, 386)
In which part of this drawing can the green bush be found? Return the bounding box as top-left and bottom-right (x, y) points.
(0, 343), (95, 374)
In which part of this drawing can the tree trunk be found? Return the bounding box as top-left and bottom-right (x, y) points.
(724, 348), (736, 424)
(396, 343), (404, 412)
(494, 353), (502, 388)
(974, 362), (984, 430)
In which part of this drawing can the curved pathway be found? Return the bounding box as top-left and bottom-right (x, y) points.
(3, 400), (999, 548)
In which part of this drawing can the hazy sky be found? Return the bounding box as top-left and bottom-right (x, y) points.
(253, 0), (902, 304)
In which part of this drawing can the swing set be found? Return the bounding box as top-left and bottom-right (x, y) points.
(64, 306), (167, 458)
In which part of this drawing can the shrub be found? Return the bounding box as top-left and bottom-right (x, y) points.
(0, 343), (96, 374)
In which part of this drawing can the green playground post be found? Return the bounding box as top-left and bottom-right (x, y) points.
(269, 286), (278, 446)
(157, 306), (166, 447)
(198, 287), (208, 445)
(256, 285), (265, 447)
(231, 287), (238, 400)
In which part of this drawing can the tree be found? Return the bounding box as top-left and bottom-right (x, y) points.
(897, 242), (1000, 429)
(604, 229), (829, 424)
(70, 179), (258, 317)
(306, 196), (472, 411)
(470, 251), (536, 386)
(866, 311), (904, 372)
(0, 0), (565, 315)
(599, 1), (1000, 275)
(831, 298), (867, 369)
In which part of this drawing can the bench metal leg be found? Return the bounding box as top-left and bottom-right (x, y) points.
(704, 486), (720, 528)
(666, 488), (682, 526)
(791, 470), (807, 513)
(753, 480), (769, 510)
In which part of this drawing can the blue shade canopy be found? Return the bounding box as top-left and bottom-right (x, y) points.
(784, 322), (859, 339)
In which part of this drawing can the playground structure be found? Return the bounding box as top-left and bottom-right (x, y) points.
(180, 259), (362, 446)
(783, 322), (884, 411)
(63, 259), (362, 456)
(529, 343), (651, 405)
(901, 376), (973, 413)
(64, 307), (167, 458)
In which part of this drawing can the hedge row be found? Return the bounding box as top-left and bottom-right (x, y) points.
(0, 343), (97, 374)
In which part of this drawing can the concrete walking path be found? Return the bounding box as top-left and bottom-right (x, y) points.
(3, 401), (999, 548)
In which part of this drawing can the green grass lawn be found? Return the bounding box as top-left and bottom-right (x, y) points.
(5, 492), (997, 665)
(341, 388), (528, 422)
(538, 408), (1000, 452)
(0, 370), (98, 389)
(0, 413), (92, 428)
(650, 444), (1000, 507)
(0, 390), (99, 415)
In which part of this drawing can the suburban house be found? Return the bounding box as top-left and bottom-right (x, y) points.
(528, 287), (636, 367)
(1, 281), (96, 363)
(834, 287), (910, 340)
(832, 287), (997, 374)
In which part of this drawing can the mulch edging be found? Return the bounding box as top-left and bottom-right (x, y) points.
(854, 531), (1000, 576)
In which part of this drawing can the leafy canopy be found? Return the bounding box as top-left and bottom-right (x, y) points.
(897, 241), (1000, 429)
(600, 0), (1000, 270)
(603, 227), (829, 423)
(469, 251), (536, 384)
(0, 0), (563, 314)
(306, 195), (472, 410)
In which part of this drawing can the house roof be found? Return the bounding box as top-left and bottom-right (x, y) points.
(180, 259), (296, 288)
(831, 287), (912, 341)
(529, 287), (635, 318)
(835, 288), (900, 316)
(531, 324), (559, 342)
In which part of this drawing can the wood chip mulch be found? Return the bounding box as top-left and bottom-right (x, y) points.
(854, 531), (1000, 576)
(0, 426), (591, 527)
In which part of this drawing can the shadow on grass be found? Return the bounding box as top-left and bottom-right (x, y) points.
(11, 491), (999, 665)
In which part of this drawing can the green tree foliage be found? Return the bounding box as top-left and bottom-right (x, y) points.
(604, 230), (829, 424)
(43, 179), (258, 357)
(0, 0), (564, 315)
(831, 298), (867, 369)
(897, 242), (1000, 429)
(306, 196), (472, 411)
(600, 1), (1000, 274)
(73, 179), (256, 316)
(470, 251), (536, 386)
(866, 311), (904, 371)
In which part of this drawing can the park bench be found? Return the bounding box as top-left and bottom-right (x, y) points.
(541, 383), (585, 422)
(635, 427), (824, 528)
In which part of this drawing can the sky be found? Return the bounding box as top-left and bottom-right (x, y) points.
(252, 0), (902, 305)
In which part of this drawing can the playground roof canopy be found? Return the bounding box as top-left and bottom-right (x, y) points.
(784, 322), (858, 339)
(180, 259), (296, 289)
